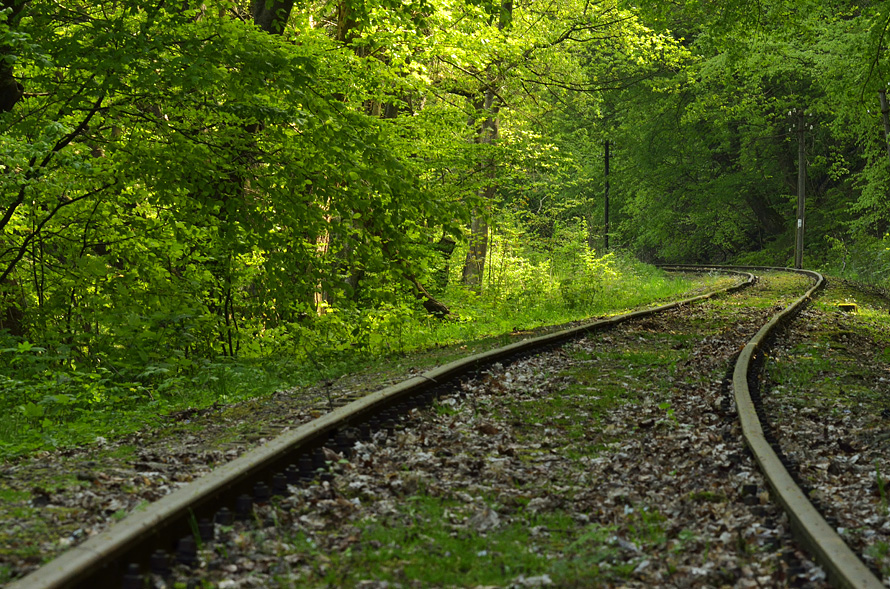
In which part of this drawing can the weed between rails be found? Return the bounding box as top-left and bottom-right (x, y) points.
(766, 279), (890, 417)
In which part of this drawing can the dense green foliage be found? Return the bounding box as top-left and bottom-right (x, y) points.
(0, 249), (715, 457)
(594, 0), (890, 272)
(2, 0), (890, 453)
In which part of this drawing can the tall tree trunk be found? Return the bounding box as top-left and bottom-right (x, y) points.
(743, 192), (784, 236)
(0, 0), (27, 112)
(250, 0), (294, 35)
(461, 1), (510, 291)
(462, 88), (499, 291)
(314, 225), (331, 314)
(0, 279), (25, 336)
(432, 234), (456, 291)
(462, 211), (489, 289)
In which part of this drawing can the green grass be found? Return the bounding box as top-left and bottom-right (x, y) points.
(494, 331), (692, 460)
(0, 504), (81, 561)
(0, 564), (13, 584)
(274, 493), (673, 588)
(765, 278), (890, 417)
(330, 496), (553, 586)
(0, 488), (30, 503)
(414, 269), (730, 352)
(0, 264), (733, 460)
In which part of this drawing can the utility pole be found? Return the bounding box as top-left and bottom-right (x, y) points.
(795, 114), (806, 269)
(789, 109), (810, 269)
(604, 140), (610, 252)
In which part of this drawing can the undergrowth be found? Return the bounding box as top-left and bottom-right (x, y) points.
(0, 232), (725, 459)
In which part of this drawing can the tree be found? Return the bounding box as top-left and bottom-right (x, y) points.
(579, 0), (890, 264)
(0, 0), (26, 112)
(429, 0), (683, 288)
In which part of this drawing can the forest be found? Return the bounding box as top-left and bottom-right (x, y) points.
(2, 0), (890, 454)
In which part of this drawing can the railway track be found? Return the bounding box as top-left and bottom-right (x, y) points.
(675, 267), (884, 588)
(4, 266), (887, 588)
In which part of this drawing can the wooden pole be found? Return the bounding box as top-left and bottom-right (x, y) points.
(794, 115), (806, 269)
(604, 140), (610, 252)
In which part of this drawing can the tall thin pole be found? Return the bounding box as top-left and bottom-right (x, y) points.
(794, 115), (806, 269)
(604, 140), (610, 252)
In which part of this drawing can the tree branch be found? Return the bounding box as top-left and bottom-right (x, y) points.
(0, 181), (118, 284)
(0, 89), (105, 234)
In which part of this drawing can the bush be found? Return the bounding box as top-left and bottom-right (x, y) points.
(825, 234), (890, 287)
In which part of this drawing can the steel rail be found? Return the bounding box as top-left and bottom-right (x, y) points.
(697, 265), (883, 589)
(8, 269), (753, 589)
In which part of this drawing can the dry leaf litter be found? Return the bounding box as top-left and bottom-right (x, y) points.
(0, 273), (861, 587)
(761, 283), (890, 584)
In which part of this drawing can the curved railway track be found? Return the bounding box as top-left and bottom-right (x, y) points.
(4, 266), (886, 588)
(673, 266), (883, 589)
